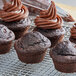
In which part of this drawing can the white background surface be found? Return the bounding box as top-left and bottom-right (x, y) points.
(0, 0), (76, 7)
(54, 0), (76, 6)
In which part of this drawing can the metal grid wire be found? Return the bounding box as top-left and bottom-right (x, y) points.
(0, 16), (76, 76)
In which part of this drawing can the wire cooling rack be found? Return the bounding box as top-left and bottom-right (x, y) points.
(0, 16), (76, 76)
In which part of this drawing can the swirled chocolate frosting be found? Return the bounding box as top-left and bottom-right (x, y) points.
(0, 0), (29, 22)
(34, 1), (62, 29)
(71, 23), (76, 39)
(62, 15), (75, 22)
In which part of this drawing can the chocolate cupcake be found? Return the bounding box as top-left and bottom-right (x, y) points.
(0, 0), (30, 39)
(50, 41), (76, 73)
(14, 31), (51, 64)
(0, 24), (15, 54)
(34, 1), (65, 47)
(69, 23), (76, 44)
(62, 14), (75, 22)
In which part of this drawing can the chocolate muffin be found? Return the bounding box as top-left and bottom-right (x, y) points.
(0, 24), (15, 54)
(34, 1), (65, 47)
(50, 41), (76, 73)
(14, 31), (51, 64)
(69, 23), (76, 44)
(0, 0), (30, 39)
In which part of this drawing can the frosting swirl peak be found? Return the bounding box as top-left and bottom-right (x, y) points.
(71, 24), (76, 39)
(34, 1), (62, 29)
(0, 0), (29, 22)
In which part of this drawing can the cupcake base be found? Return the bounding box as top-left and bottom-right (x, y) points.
(13, 28), (27, 40)
(34, 27), (65, 47)
(17, 51), (46, 64)
(14, 43), (46, 64)
(69, 37), (76, 44)
(48, 35), (64, 47)
(0, 41), (12, 54)
(0, 19), (30, 40)
(53, 60), (76, 73)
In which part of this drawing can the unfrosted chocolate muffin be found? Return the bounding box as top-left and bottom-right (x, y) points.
(0, 24), (15, 54)
(69, 23), (76, 44)
(14, 31), (51, 64)
(50, 41), (76, 73)
(0, 0), (30, 39)
(34, 1), (65, 47)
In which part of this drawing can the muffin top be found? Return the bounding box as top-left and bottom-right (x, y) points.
(0, 24), (15, 43)
(52, 41), (76, 56)
(50, 41), (76, 63)
(16, 31), (51, 54)
(34, 1), (62, 30)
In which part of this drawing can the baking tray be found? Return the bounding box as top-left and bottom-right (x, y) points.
(0, 15), (76, 76)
